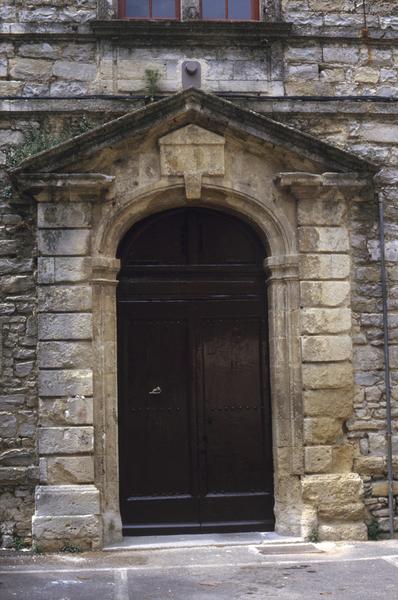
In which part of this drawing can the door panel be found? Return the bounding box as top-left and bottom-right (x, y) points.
(118, 306), (200, 531)
(198, 316), (273, 527)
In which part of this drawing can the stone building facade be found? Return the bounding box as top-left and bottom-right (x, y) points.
(0, 0), (397, 550)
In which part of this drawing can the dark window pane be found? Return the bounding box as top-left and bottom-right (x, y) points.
(228, 0), (252, 19)
(125, 0), (149, 17)
(202, 0), (226, 19)
(152, 0), (176, 17)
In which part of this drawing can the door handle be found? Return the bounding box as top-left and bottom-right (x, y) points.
(149, 386), (162, 395)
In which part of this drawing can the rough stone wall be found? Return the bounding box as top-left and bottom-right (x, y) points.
(0, 113), (109, 548)
(1, 0), (398, 546)
(282, 0), (398, 28)
(0, 166), (38, 548)
(1, 0), (97, 27)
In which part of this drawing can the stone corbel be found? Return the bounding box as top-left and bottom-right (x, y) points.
(264, 254), (300, 282)
(274, 171), (372, 200)
(10, 172), (115, 203)
(91, 256), (121, 286)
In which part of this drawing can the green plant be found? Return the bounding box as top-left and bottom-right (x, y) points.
(308, 528), (319, 543)
(61, 542), (82, 553)
(11, 535), (28, 551)
(32, 543), (44, 554)
(0, 184), (13, 201)
(367, 518), (380, 541)
(6, 116), (95, 168)
(144, 68), (161, 101)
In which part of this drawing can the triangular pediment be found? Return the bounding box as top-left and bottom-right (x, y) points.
(9, 88), (377, 177)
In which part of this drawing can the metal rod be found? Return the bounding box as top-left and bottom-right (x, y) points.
(378, 190), (395, 538)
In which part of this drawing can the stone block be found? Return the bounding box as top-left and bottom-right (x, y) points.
(299, 227), (349, 253)
(38, 203), (92, 229)
(354, 456), (385, 475)
(38, 341), (92, 369)
(38, 313), (92, 341)
(297, 197), (347, 226)
(358, 124), (398, 144)
(0, 395), (25, 409)
(38, 286), (92, 312)
(18, 43), (60, 60)
(371, 481), (398, 496)
(318, 522), (368, 541)
(304, 417), (343, 445)
(303, 389), (353, 419)
(323, 47), (359, 64)
(301, 335), (352, 362)
(0, 448), (34, 466)
(39, 396), (93, 426)
(40, 456), (94, 484)
(1, 275), (34, 294)
(35, 485), (100, 516)
(318, 503), (365, 522)
(9, 58), (53, 81)
(302, 362), (353, 390)
(0, 466), (39, 485)
(354, 67), (380, 84)
(32, 514), (101, 551)
(38, 229), (90, 257)
(301, 308), (351, 335)
(53, 61), (96, 81)
(0, 258), (34, 274)
(353, 346), (384, 371)
(300, 281), (350, 307)
(331, 445), (354, 473)
(38, 369), (93, 397)
(304, 446), (332, 473)
(0, 413), (17, 437)
(38, 426), (94, 454)
(14, 361), (34, 377)
(38, 257), (55, 284)
(300, 254), (350, 280)
(302, 473), (363, 505)
(287, 64), (319, 80)
(55, 257), (92, 282)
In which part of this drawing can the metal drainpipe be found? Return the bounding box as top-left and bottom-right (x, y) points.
(378, 190), (395, 538)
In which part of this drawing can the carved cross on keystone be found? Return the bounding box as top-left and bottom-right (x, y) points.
(159, 124), (225, 200)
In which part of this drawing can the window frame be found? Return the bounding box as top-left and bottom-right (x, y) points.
(200, 0), (260, 21)
(118, 0), (181, 20)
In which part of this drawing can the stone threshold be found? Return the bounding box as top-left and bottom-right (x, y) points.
(104, 532), (309, 552)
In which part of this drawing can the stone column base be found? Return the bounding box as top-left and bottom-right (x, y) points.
(32, 485), (101, 551)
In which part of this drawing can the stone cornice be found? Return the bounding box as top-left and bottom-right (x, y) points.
(274, 172), (373, 189)
(1, 97), (397, 118)
(12, 172), (115, 199)
(8, 89), (378, 176)
(90, 20), (292, 47)
(1, 23), (398, 46)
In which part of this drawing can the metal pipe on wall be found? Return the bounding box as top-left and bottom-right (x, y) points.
(378, 190), (395, 538)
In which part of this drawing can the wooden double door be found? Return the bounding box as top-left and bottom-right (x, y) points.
(117, 208), (274, 535)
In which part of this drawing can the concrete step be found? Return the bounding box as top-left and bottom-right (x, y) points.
(104, 532), (320, 552)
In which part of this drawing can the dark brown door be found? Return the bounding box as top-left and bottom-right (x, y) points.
(117, 208), (274, 535)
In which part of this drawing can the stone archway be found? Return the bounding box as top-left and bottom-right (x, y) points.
(90, 184), (303, 544)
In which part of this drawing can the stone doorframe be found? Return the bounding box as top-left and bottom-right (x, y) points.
(90, 183), (304, 544)
(17, 167), (371, 549)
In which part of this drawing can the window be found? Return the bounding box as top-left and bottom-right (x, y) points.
(118, 0), (260, 20)
(119, 0), (179, 19)
(201, 0), (259, 20)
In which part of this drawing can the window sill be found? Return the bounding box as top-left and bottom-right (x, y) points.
(90, 20), (292, 47)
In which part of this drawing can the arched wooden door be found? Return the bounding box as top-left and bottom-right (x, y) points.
(117, 208), (274, 535)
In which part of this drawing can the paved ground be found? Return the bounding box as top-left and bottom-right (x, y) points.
(1, 539), (398, 599)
